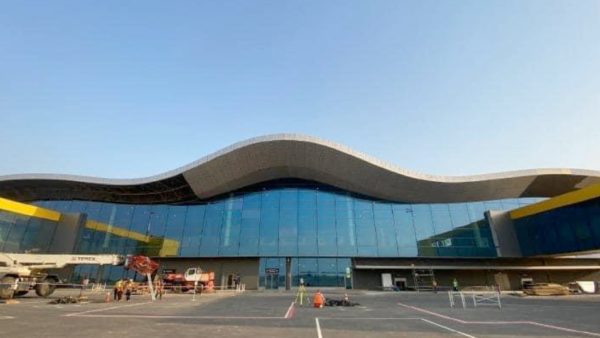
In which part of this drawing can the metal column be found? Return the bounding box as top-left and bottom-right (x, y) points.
(285, 257), (292, 291)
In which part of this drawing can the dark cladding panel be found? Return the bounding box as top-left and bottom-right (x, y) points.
(47, 213), (86, 254)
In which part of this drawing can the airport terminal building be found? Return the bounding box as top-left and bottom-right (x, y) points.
(1, 134), (600, 290)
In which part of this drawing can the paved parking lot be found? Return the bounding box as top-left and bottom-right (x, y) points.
(1, 288), (600, 337)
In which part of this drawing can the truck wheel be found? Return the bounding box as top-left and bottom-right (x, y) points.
(35, 277), (58, 297)
(0, 276), (16, 299)
(14, 290), (29, 297)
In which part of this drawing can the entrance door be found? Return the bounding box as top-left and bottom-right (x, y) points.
(265, 273), (279, 290)
(394, 277), (407, 290)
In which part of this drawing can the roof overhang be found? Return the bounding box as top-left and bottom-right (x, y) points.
(1, 134), (600, 204)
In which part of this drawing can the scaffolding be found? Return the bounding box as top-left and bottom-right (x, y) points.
(412, 267), (435, 292)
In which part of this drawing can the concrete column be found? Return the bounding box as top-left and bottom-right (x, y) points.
(486, 211), (522, 257)
(285, 257), (292, 290)
(47, 213), (86, 253)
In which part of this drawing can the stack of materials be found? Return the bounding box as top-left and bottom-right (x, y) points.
(523, 283), (570, 296)
(324, 298), (360, 307)
(49, 296), (89, 304)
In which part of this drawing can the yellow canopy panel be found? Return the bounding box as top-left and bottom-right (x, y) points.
(0, 197), (61, 221)
(510, 182), (600, 219)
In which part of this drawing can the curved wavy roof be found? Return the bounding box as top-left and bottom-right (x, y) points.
(1, 134), (600, 204)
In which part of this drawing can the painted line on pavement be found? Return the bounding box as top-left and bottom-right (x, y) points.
(70, 314), (285, 319)
(398, 302), (600, 337)
(318, 317), (422, 320)
(315, 318), (323, 338)
(420, 318), (478, 338)
(318, 317), (477, 338)
(64, 301), (152, 317)
(284, 302), (295, 319)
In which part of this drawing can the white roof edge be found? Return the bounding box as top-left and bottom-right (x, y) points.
(1, 133), (599, 187)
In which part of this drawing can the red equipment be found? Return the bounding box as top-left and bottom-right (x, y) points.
(163, 267), (215, 293)
(124, 255), (159, 275)
(124, 255), (160, 300)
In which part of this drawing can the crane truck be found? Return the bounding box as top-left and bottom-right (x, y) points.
(0, 253), (125, 300)
(163, 267), (215, 293)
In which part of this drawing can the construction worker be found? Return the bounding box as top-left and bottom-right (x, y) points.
(115, 279), (124, 301)
(125, 279), (133, 301)
(313, 290), (325, 308)
(154, 277), (164, 300)
(452, 278), (459, 292)
(432, 279), (438, 293)
(113, 284), (117, 301)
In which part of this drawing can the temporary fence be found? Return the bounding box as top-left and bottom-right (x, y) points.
(471, 291), (502, 309)
(448, 291), (466, 308)
(448, 291), (502, 309)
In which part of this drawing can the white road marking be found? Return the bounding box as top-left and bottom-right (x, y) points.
(315, 317), (323, 338)
(398, 302), (600, 337)
(318, 317), (423, 320)
(70, 314), (285, 319)
(318, 317), (477, 337)
(0, 315), (15, 319)
(64, 301), (152, 317)
(284, 302), (295, 319)
(420, 318), (478, 338)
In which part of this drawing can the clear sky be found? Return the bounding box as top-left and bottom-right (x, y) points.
(1, 0), (599, 178)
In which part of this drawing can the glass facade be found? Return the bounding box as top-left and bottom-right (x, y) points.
(259, 257), (351, 288)
(1, 182), (545, 285)
(28, 183), (543, 259)
(0, 209), (59, 253)
(513, 196), (600, 256)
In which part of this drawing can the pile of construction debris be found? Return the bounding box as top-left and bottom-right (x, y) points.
(523, 283), (570, 296)
(49, 296), (89, 304)
(325, 298), (360, 307)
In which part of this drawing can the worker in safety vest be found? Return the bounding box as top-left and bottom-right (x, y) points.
(115, 279), (124, 301)
(452, 278), (459, 291)
(313, 290), (325, 308)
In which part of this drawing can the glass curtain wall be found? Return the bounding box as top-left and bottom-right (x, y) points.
(0, 210), (58, 253)
(33, 184), (543, 260)
(259, 257), (351, 288)
(513, 197), (600, 256)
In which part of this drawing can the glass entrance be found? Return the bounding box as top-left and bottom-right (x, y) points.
(264, 273), (279, 289)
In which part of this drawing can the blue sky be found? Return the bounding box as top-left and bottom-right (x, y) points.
(1, 0), (599, 178)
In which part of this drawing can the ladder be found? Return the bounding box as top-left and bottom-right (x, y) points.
(412, 268), (435, 292)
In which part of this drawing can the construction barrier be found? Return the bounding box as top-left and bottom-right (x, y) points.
(471, 291), (502, 309)
(448, 291), (466, 308)
(448, 291), (502, 309)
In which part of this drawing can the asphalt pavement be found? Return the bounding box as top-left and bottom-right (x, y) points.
(1, 288), (599, 338)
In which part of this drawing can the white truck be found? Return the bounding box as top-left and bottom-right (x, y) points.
(0, 253), (124, 299)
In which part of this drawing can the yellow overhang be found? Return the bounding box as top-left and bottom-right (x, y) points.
(0, 197), (61, 221)
(510, 182), (600, 219)
(158, 238), (180, 256)
(85, 220), (150, 242)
